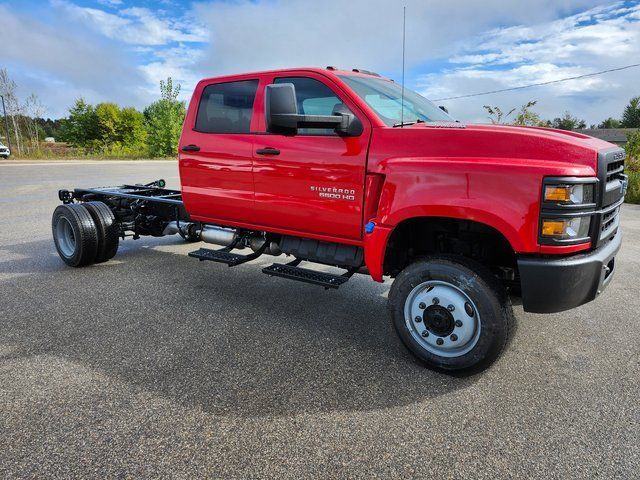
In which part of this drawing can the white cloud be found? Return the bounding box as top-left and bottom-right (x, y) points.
(51, 0), (207, 46)
(420, 2), (640, 124)
(97, 0), (123, 7)
(0, 4), (149, 117)
(190, 0), (607, 76)
(139, 46), (205, 97)
(3, 0), (638, 124)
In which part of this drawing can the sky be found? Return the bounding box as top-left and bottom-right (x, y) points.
(1, 0), (639, 124)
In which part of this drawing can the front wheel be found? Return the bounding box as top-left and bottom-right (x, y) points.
(389, 256), (513, 372)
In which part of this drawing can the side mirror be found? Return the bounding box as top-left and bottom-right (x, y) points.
(265, 83), (359, 136)
(439, 105), (449, 114)
(332, 104), (363, 136)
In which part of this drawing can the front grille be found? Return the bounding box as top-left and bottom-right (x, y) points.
(606, 160), (625, 183)
(596, 148), (626, 246)
(601, 208), (617, 231)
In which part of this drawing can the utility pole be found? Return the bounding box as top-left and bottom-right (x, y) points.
(0, 94), (10, 150)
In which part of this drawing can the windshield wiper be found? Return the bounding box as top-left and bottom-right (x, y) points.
(392, 119), (425, 128)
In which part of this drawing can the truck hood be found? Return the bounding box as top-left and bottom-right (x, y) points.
(394, 122), (618, 172)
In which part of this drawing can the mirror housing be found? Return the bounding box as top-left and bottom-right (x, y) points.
(265, 83), (360, 136)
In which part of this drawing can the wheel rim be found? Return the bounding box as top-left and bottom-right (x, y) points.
(56, 216), (77, 258)
(404, 280), (481, 358)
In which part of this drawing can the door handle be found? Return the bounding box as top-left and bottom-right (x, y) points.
(256, 147), (280, 156)
(181, 144), (200, 152)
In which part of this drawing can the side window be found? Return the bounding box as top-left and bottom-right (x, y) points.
(274, 76), (347, 135)
(195, 80), (259, 133)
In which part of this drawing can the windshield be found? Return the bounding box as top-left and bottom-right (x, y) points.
(339, 75), (454, 127)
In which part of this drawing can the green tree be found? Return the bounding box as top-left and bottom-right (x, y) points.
(598, 117), (621, 129)
(59, 98), (99, 146)
(625, 130), (640, 204)
(483, 105), (516, 124)
(144, 77), (185, 157)
(551, 111), (586, 130)
(513, 101), (546, 127)
(95, 102), (121, 148)
(118, 107), (147, 149)
(483, 101), (545, 126)
(621, 96), (640, 128)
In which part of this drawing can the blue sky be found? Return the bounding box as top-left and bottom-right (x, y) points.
(1, 0), (639, 123)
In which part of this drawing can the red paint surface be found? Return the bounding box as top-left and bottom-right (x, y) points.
(178, 68), (616, 281)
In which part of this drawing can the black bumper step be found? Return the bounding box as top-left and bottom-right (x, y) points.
(188, 248), (248, 266)
(262, 263), (351, 289)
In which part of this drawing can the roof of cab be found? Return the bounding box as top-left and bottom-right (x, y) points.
(196, 67), (392, 85)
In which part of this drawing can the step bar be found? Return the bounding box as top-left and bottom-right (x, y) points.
(189, 245), (356, 289)
(262, 259), (355, 289)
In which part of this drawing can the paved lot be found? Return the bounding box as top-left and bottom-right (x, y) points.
(0, 160), (638, 479)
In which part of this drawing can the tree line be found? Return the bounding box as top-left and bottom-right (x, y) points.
(483, 97), (640, 129)
(0, 69), (185, 158)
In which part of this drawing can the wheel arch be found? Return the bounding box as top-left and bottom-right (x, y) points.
(364, 212), (519, 281)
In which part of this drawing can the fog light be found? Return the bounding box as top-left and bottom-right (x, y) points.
(541, 217), (591, 239)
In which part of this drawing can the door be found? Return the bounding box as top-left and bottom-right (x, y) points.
(179, 79), (259, 224)
(252, 74), (370, 240)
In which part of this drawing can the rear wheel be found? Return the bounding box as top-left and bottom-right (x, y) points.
(82, 201), (119, 263)
(389, 256), (513, 372)
(52, 204), (99, 267)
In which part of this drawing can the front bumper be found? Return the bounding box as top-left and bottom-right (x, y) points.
(517, 231), (622, 313)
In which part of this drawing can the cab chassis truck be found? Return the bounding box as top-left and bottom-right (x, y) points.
(53, 67), (627, 372)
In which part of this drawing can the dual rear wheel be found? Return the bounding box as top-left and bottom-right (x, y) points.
(52, 202), (119, 267)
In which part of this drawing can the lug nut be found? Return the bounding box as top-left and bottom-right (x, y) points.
(436, 338), (444, 346)
(450, 334), (458, 341)
(465, 302), (474, 317)
(448, 304), (455, 312)
(455, 320), (463, 328)
(419, 302), (426, 309)
(415, 316), (422, 323)
(421, 330), (429, 337)
(432, 297), (440, 305)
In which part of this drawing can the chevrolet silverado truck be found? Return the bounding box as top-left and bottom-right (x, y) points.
(52, 67), (627, 372)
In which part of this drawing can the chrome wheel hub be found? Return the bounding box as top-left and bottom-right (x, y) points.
(404, 281), (481, 358)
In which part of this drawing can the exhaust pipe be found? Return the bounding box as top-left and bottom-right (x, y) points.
(162, 221), (195, 236)
(200, 225), (238, 247)
(163, 222), (237, 247)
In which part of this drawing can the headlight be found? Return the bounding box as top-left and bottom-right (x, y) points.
(541, 216), (591, 240)
(543, 183), (594, 205)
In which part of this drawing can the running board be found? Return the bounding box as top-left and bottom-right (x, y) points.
(189, 245), (266, 267)
(262, 262), (354, 289)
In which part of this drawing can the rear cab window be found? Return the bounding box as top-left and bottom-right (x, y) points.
(195, 80), (259, 133)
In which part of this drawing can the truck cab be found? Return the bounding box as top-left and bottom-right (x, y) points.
(53, 67), (627, 372)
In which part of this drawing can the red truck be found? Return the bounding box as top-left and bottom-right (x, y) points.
(53, 67), (627, 372)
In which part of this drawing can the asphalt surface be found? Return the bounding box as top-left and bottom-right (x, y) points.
(0, 160), (638, 479)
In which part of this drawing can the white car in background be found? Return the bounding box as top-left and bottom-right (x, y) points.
(0, 142), (10, 159)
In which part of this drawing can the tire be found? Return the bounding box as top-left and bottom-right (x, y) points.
(52, 204), (99, 267)
(389, 255), (514, 373)
(82, 201), (119, 263)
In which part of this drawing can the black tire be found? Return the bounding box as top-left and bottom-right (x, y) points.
(389, 255), (514, 373)
(52, 203), (99, 267)
(82, 201), (119, 263)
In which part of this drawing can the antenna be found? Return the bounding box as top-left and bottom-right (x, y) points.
(401, 6), (406, 128)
